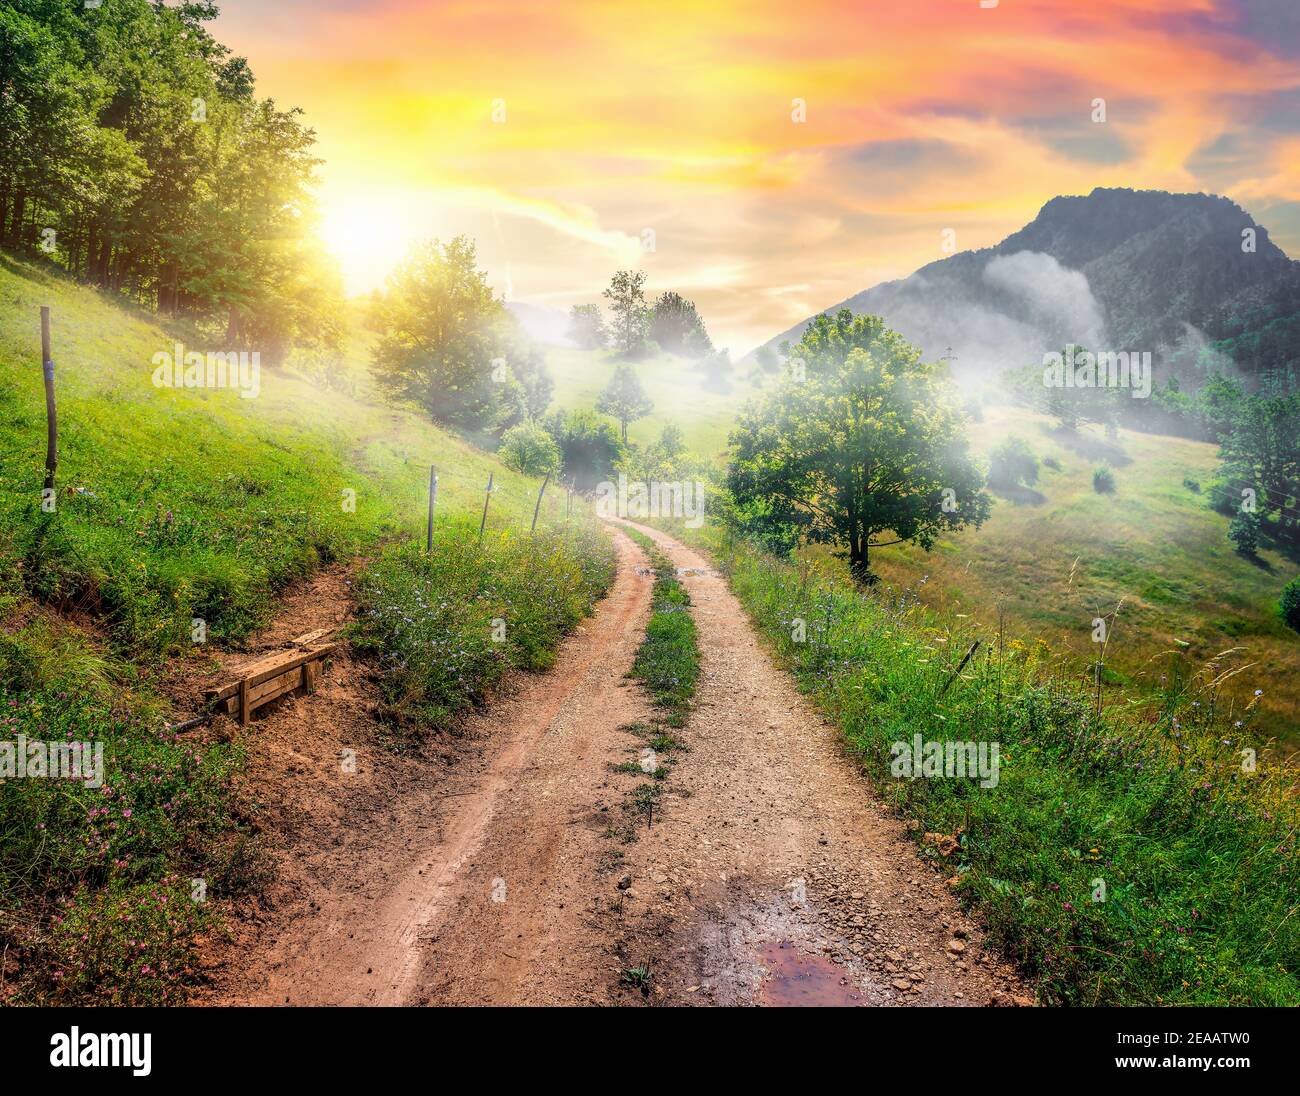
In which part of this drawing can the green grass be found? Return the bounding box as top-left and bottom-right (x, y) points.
(353, 519), (616, 732)
(626, 529), (698, 727)
(666, 522), (1300, 1006)
(0, 254), (612, 1003)
(858, 405), (1300, 749)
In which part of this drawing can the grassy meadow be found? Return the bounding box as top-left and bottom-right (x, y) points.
(862, 405), (1300, 750)
(546, 345), (747, 459)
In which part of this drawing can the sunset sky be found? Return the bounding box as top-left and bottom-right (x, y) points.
(214, 0), (1300, 353)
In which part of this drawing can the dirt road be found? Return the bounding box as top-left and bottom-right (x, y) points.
(205, 523), (1024, 1006)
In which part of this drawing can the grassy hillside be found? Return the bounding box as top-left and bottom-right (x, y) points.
(0, 255), (577, 660)
(545, 345), (749, 459)
(0, 255), (612, 1004)
(859, 405), (1300, 748)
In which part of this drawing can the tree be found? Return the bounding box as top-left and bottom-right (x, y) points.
(596, 363), (654, 444)
(499, 421), (561, 477)
(567, 303), (607, 350)
(649, 291), (712, 357)
(602, 269), (648, 357)
(370, 236), (520, 429)
(511, 346), (554, 420)
(545, 408), (625, 491)
(988, 438), (1039, 490)
(1217, 393), (1300, 533)
(727, 312), (990, 584)
(658, 423), (686, 460)
(1280, 576), (1300, 633)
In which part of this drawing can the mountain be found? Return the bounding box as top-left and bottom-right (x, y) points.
(756, 188), (1300, 389)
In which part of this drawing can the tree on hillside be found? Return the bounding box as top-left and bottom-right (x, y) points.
(727, 312), (991, 584)
(0, 2), (341, 358)
(658, 422), (687, 460)
(649, 291), (712, 357)
(545, 408), (625, 491)
(370, 236), (521, 430)
(602, 269), (649, 357)
(596, 364), (654, 444)
(1215, 392), (1300, 543)
(499, 421), (561, 477)
(512, 346), (555, 420)
(567, 303), (607, 350)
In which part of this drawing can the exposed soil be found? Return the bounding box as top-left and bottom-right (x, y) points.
(197, 523), (1028, 1007)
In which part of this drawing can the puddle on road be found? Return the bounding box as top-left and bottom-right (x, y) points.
(756, 941), (865, 1007)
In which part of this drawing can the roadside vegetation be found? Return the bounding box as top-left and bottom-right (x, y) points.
(0, 256), (608, 1004)
(658, 520), (1298, 1005)
(608, 528), (698, 845)
(353, 521), (616, 733)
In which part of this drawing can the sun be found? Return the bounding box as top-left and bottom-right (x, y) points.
(319, 196), (418, 294)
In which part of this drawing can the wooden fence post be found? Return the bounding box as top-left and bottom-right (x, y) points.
(531, 473), (550, 533)
(477, 471), (493, 546)
(426, 466), (438, 552)
(41, 306), (57, 494)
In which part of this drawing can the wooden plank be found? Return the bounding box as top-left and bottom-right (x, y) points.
(290, 627), (335, 648)
(304, 659), (321, 695)
(218, 665), (306, 716)
(238, 676), (250, 727)
(207, 644), (336, 702)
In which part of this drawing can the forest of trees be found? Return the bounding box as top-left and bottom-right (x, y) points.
(0, 1), (341, 360)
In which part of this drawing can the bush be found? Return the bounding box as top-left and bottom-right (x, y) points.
(499, 421), (561, 478)
(1183, 476), (1201, 493)
(1280, 576), (1300, 632)
(1229, 512), (1260, 556)
(353, 521), (615, 728)
(988, 437), (1039, 490)
(1093, 465), (1116, 493)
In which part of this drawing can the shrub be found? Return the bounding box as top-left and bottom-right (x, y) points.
(353, 521), (615, 729)
(1229, 512), (1260, 556)
(1183, 476), (1201, 493)
(1280, 576), (1300, 632)
(499, 421), (561, 478)
(988, 438), (1039, 490)
(1093, 465), (1116, 493)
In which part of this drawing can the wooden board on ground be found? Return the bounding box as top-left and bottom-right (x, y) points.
(206, 642), (336, 724)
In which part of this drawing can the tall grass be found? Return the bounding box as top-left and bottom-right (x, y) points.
(671, 523), (1298, 1006)
(353, 520), (616, 731)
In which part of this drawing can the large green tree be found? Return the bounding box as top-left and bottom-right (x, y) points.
(729, 311), (990, 584)
(567, 303), (607, 350)
(602, 269), (648, 357)
(370, 236), (521, 429)
(649, 290), (712, 357)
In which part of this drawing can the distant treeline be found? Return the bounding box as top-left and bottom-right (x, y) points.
(0, 1), (341, 360)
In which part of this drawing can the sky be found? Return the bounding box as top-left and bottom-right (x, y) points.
(213, 0), (1300, 354)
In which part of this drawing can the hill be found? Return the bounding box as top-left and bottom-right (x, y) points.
(754, 188), (1300, 390)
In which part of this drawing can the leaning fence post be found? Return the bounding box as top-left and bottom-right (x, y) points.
(41, 306), (57, 496)
(426, 466), (438, 552)
(531, 473), (550, 533)
(478, 471), (494, 546)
